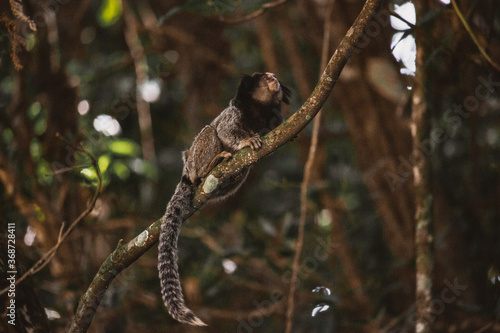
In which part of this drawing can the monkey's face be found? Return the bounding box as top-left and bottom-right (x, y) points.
(250, 72), (283, 105)
(237, 72), (290, 106)
(263, 72), (281, 92)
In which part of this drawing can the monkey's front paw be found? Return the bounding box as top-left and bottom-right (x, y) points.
(237, 135), (263, 151)
(246, 135), (263, 150)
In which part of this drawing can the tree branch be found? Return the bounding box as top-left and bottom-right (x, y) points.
(450, 0), (500, 72)
(122, 0), (156, 162)
(219, 0), (288, 25)
(69, 0), (383, 331)
(413, 1), (433, 331)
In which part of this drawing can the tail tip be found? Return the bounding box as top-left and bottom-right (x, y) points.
(172, 308), (207, 326)
(189, 317), (208, 327)
(180, 312), (207, 326)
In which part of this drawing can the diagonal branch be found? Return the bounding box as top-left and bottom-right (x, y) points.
(450, 0), (500, 72)
(69, 0), (383, 331)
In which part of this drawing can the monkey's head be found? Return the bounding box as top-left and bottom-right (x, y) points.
(237, 72), (291, 106)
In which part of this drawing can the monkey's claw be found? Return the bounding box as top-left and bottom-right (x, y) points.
(247, 135), (263, 150)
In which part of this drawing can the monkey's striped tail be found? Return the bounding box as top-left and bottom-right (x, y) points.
(158, 178), (207, 326)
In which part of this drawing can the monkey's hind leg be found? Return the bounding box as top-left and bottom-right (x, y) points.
(205, 151), (232, 174)
(185, 125), (228, 183)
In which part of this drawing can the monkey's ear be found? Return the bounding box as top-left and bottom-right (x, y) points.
(280, 83), (292, 105)
(237, 74), (256, 98)
(239, 74), (252, 80)
(239, 74), (256, 82)
(239, 74), (254, 89)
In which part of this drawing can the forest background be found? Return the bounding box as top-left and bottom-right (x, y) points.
(1, 0), (500, 332)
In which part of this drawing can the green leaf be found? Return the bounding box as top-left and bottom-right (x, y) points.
(108, 139), (141, 156)
(80, 166), (109, 187)
(98, 0), (123, 27)
(30, 139), (42, 161)
(37, 160), (53, 185)
(33, 115), (47, 136)
(34, 204), (45, 222)
(98, 155), (111, 173)
(28, 102), (41, 120)
(112, 160), (131, 180)
(2, 129), (14, 145)
(25, 33), (36, 51)
(81, 167), (97, 179)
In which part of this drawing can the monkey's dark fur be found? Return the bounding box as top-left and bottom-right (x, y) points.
(158, 73), (291, 326)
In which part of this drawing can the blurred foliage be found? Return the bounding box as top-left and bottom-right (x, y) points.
(98, 0), (123, 27)
(1, 0), (500, 332)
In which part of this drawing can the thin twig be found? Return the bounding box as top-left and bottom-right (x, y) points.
(0, 146), (102, 295)
(219, 0), (288, 25)
(450, 0), (500, 72)
(285, 1), (334, 332)
(122, 0), (156, 162)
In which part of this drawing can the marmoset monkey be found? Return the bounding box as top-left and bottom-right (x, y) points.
(158, 72), (291, 326)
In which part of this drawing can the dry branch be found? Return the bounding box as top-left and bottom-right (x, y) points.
(69, 0), (383, 331)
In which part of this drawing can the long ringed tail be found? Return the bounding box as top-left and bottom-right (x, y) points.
(158, 177), (207, 326)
